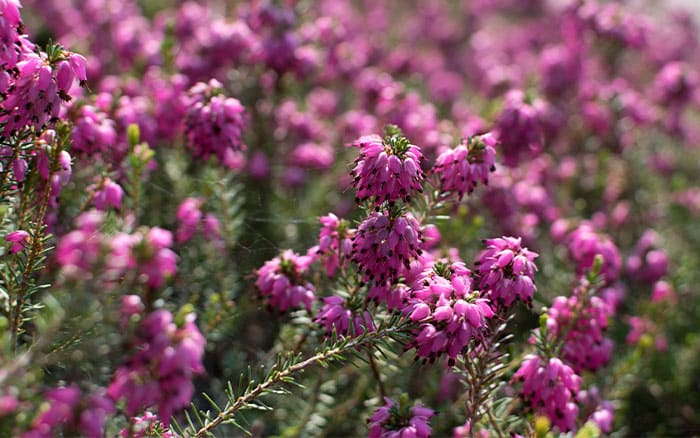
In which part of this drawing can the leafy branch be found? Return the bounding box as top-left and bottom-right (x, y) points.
(182, 313), (411, 437)
(456, 313), (514, 438)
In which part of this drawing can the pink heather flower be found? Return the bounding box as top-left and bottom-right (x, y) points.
(0, 0), (21, 70)
(590, 401), (614, 434)
(255, 249), (315, 312)
(176, 197), (204, 243)
(71, 105), (117, 157)
(0, 394), (17, 416)
(120, 295), (144, 326)
(139, 228), (178, 288)
(29, 386), (81, 437)
(626, 230), (668, 284)
(108, 310), (205, 423)
(27, 387), (112, 438)
(315, 295), (374, 337)
(352, 210), (422, 284)
(6, 230), (29, 253)
(651, 280), (676, 304)
(368, 397), (435, 438)
(248, 150), (270, 180)
(494, 90), (545, 168)
(289, 141), (334, 170)
(368, 282), (411, 311)
(78, 394), (114, 438)
(351, 131), (424, 204)
(421, 224), (441, 250)
(92, 179), (123, 211)
(55, 235), (101, 274)
(513, 355), (581, 432)
(12, 158), (26, 182)
(405, 261), (493, 362)
(1, 49), (87, 137)
(546, 291), (613, 372)
(184, 79), (246, 168)
(653, 61), (697, 106)
(119, 411), (176, 438)
(433, 133), (497, 200)
(567, 224), (621, 285)
(315, 213), (354, 277)
(625, 316), (651, 345)
(475, 236), (538, 308)
(202, 213), (223, 243)
(539, 45), (581, 98)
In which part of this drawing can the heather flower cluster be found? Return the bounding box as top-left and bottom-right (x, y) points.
(351, 132), (424, 205)
(513, 355), (582, 432)
(0, 46), (87, 137)
(432, 134), (497, 200)
(352, 210), (422, 284)
(314, 213), (354, 277)
(108, 307), (206, 422)
(56, 211), (177, 288)
(255, 249), (315, 312)
(184, 79), (247, 168)
(368, 397), (435, 438)
(475, 236), (538, 308)
(405, 261), (493, 362)
(567, 224), (622, 285)
(545, 284), (614, 372)
(315, 295), (374, 337)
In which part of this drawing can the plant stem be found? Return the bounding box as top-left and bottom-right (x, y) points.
(367, 350), (387, 399)
(193, 325), (406, 437)
(10, 167), (53, 352)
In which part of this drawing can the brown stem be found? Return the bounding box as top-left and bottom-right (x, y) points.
(193, 325), (405, 437)
(10, 147), (55, 351)
(367, 350), (387, 399)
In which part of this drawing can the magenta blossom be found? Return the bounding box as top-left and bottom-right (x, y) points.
(256, 249), (315, 312)
(405, 261), (494, 362)
(315, 295), (374, 337)
(513, 355), (581, 432)
(351, 131), (424, 205)
(433, 133), (497, 200)
(352, 210), (422, 284)
(475, 236), (538, 308)
(5, 230), (29, 253)
(368, 397), (434, 438)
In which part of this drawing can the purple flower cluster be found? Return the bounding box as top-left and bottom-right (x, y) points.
(625, 230), (669, 284)
(513, 355), (582, 432)
(546, 292), (613, 372)
(405, 261), (494, 362)
(255, 249), (315, 312)
(26, 387), (113, 438)
(432, 133), (497, 200)
(351, 133), (424, 205)
(71, 104), (117, 157)
(1, 49), (87, 137)
(107, 308), (205, 423)
(56, 211), (177, 289)
(567, 224), (621, 285)
(475, 236), (538, 308)
(315, 295), (374, 337)
(368, 397), (434, 438)
(184, 79), (246, 168)
(352, 210), (422, 284)
(494, 90), (546, 168)
(175, 197), (222, 246)
(314, 213), (354, 277)
(119, 411), (175, 438)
